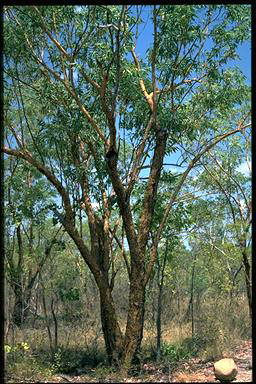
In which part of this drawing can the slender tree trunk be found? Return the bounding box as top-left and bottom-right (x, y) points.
(51, 298), (58, 351)
(241, 249), (252, 319)
(229, 264), (243, 305)
(32, 287), (39, 328)
(4, 278), (10, 342)
(12, 223), (60, 326)
(156, 279), (163, 362)
(190, 254), (196, 337)
(22, 218), (34, 322)
(41, 281), (54, 361)
(156, 239), (168, 362)
(13, 224), (24, 326)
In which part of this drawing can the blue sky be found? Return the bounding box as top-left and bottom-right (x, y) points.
(134, 6), (251, 83)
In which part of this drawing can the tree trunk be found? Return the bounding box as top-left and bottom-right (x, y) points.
(122, 264), (145, 370)
(190, 253), (196, 337)
(13, 224), (24, 326)
(51, 297), (58, 351)
(41, 280), (54, 361)
(156, 279), (163, 362)
(156, 238), (168, 362)
(97, 275), (124, 366)
(242, 249), (252, 319)
(13, 289), (23, 327)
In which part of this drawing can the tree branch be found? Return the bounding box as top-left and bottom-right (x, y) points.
(2, 146), (100, 274)
(127, 114), (155, 197)
(131, 48), (159, 112)
(33, 6), (73, 61)
(11, 10), (106, 145)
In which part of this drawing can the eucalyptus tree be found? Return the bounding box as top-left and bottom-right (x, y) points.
(3, 5), (251, 367)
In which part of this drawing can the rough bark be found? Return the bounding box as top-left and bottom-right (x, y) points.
(68, 221), (124, 365)
(97, 276), (124, 365)
(83, 196), (124, 365)
(122, 263), (146, 369)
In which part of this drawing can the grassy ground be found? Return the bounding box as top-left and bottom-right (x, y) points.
(5, 296), (251, 382)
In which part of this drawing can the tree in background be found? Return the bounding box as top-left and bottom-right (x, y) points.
(191, 135), (252, 318)
(4, 156), (60, 326)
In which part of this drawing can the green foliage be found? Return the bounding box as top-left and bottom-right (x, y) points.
(162, 342), (190, 362)
(50, 348), (63, 373)
(5, 342), (31, 365)
(59, 287), (80, 302)
(5, 162), (56, 222)
(5, 340), (59, 381)
(4, 4), (251, 234)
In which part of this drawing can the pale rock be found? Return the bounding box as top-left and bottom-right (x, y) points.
(214, 358), (237, 382)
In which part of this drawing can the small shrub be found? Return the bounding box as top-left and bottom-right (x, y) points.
(5, 343), (54, 382)
(50, 348), (63, 373)
(93, 363), (114, 381)
(5, 341), (31, 364)
(162, 342), (190, 362)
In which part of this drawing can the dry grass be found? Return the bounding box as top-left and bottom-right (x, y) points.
(161, 322), (192, 344)
(5, 295), (251, 382)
